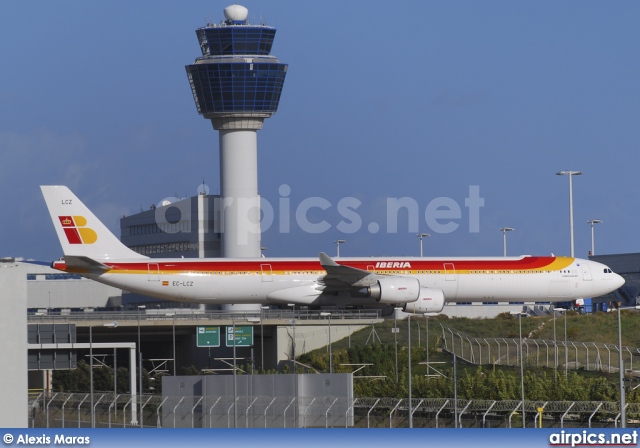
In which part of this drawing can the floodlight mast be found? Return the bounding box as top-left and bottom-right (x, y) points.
(500, 227), (514, 257)
(417, 233), (430, 257)
(587, 219), (602, 256)
(335, 240), (346, 257)
(556, 171), (582, 257)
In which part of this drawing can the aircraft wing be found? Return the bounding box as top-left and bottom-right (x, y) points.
(318, 252), (378, 289)
(268, 253), (379, 304)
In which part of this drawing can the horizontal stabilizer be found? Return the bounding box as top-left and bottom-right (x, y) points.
(63, 256), (112, 273)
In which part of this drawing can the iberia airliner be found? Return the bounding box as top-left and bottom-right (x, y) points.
(41, 186), (624, 314)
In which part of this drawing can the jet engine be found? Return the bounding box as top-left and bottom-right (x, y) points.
(402, 288), (445, 314)
(365, 277), (421, 304)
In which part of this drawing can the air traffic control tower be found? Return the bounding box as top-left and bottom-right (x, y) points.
(185, 4), (287, 258)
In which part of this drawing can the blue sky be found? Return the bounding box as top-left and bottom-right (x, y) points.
(2, 1), (640, 261)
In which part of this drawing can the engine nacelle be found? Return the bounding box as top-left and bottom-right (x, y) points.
(366, 277), (421, 304)
(403, 288), (445, 314)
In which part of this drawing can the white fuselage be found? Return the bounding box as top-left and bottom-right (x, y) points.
(53, 255), (624, 307)
(40, 186), (626, 311)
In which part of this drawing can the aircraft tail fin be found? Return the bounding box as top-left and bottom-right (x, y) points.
(40, 186), (147, 261)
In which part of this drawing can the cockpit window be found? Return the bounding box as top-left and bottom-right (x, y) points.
(604, 268), (613, 273)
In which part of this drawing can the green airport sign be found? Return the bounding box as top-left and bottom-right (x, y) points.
(196, 326), (220, 347)
(225, 325), (254, 347)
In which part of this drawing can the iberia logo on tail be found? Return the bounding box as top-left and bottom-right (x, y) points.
(58, 216), (98, 244)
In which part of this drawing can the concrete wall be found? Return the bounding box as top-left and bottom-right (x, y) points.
(0, 259), (27, 427)
(162, 373), (353, 428)
(439, 302), (529, 318)
(24, 262), (122, 310)
(276, 322), (367, 367)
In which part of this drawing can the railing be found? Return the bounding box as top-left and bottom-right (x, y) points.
(29, 392), (639, 429)
(27, 308), (381, 324)
(441, 325), (640, 373)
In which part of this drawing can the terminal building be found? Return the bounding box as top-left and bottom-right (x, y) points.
(23, 261), (123, 311)
(118, 192), (227, 309)
(120, 193), (221, 259)
(590, 253), (640, 310)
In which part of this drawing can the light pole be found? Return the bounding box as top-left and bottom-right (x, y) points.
(424, 312), (438, 376)
(293, 307), (297, 427)
(232, 314), (237, 428)
(587, 219), (602, 256)
(172, 314), (176, 376)
(89, 322), (93, 428)
(553, 308), (557, 378)
(393, 308), (402, 382)
(246, 317), (260, 375)
(618, 305), (626, 428)
(453, 353), (458, 428)
(417, 233), (430, 257)
(320, 312), (333, 373)
(136, 305), (146, 426)
(288, 303), (298, 427)
(408, 314), (412, 428)
(563, 309), (568, 376)
(394, 311), (398, 383)
(512, 311), (526, 428)
(90, 321), (118, 428)
(334, 239), (346, 257)
(261, 305), (269, 372)
(288, 304), (296, 370)
(425, 314), (429, 375)
(611, 304), (640, 429)
(164, 312), (177, 376)
(556, 170), (582, 257)
(553, 308), (569, 378)
(113, 347), (117, 398)
(500, 227), (514, 257)
(518, 312), (526, 428)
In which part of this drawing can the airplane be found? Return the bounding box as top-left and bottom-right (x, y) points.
(41, 185), (625, 315)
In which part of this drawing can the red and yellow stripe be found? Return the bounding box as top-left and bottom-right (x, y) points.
(54, 256), (574, 276)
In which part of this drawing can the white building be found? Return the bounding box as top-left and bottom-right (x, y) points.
(22, 260), (122, 311)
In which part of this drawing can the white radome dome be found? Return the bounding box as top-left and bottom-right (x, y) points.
(224, 4), (249, 22)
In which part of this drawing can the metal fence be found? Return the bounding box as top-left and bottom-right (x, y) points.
(29, 392), (639, 429)
(440, 325), (640, 372)
(27, 309), (381, 324)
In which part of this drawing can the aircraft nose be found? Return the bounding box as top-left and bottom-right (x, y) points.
(614, 273), (625, 289)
